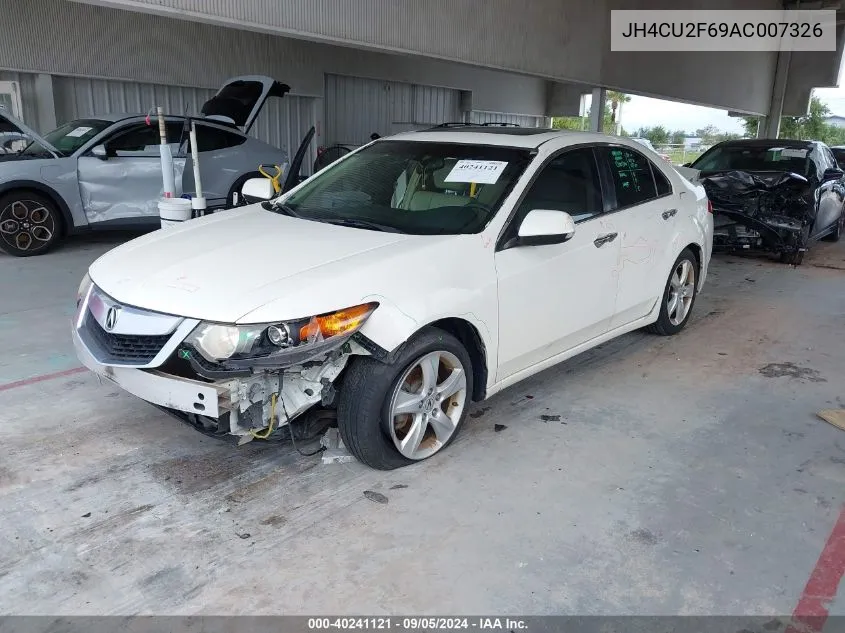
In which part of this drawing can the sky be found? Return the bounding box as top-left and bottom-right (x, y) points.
(593, 60), (845, 136)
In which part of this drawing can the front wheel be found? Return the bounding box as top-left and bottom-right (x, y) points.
(645, 248), (699, 336)
(337, 327), (473, 470)
(0, 191), (62, 256)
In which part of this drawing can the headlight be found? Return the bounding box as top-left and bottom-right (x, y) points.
(184, 302), (378, 366)
(77, 273), (92, 307)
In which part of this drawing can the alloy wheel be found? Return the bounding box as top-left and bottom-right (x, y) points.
(388, 350), (468, 460)
(0, 200), (56, 253)
(667, 259), (696, 326)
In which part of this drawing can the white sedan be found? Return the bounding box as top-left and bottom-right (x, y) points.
(72, 126), (713, 470)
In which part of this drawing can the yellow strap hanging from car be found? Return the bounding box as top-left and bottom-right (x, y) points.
(258, 164), (284, 194)
(470, 182), (477, 198)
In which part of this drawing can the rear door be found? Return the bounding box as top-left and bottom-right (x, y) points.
(77, 120), (186, 224)
(595, 145), (679, 330)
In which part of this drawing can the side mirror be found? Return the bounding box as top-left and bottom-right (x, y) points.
(682, 162), (692, 168)
(823, 167), (844, 181)
(512, 209), (576, 247)
(241, 177), (276, 201)
(91, 144), (108, 160)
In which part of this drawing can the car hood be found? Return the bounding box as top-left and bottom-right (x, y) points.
(88, 205), (461, 323)
(0, 108), (58, 156)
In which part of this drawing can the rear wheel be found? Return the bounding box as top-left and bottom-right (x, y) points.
(337, 327), (473, 470)
(645, 248), (698, 336)
(0, 191), (62, 256)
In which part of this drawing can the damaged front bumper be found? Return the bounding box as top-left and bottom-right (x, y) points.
(72, 324), (354, 439)
(712, 208), (807, 255)
(71, 287), (371, 441)
(703, 170), (813, 257)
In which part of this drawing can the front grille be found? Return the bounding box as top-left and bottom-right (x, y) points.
(82, 310), (171, 364)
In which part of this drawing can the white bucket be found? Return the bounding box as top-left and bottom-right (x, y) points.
(158, 197), (193, 228)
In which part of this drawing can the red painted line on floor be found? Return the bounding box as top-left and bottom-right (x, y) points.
(787, 504), (845, 633)
(0, 366), (87, 393)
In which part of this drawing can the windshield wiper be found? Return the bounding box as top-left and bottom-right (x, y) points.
(262, 200), (301, 218)
(320, 218), (400, 233)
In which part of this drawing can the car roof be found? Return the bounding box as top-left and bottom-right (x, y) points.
(386, 126), (632, 149)
(713, 138), (816, 149)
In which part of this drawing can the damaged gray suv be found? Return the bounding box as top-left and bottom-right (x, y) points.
(0, 76), (294, 257)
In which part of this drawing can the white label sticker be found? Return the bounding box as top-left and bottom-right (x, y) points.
(66, 126), (93, 138)
(780, 148), (808, 159)
(444, 160), (508, 184)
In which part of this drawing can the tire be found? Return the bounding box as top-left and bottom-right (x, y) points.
(645, 248), (699, 336)
(780, 249), (805, 265)
(337, 327), (474, 470)
(0, 191), (62, 257)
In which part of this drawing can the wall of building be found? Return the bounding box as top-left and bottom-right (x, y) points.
(0, 71), (39, 127)
(0, 0), (550, 118)
(73, 0), (816, 115)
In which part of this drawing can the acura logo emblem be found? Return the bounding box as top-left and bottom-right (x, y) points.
(105, 306), (120, 331)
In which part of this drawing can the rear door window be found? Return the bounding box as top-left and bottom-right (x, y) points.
(601, 146), (659, 208)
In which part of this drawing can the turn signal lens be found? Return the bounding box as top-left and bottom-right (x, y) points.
(707, 199), (713, 214)
(299, 303), (377, 342)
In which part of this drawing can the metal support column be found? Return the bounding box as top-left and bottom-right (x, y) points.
(33, 74), (56, 133)
(762, 49), (791, 139)
(590, 87), (606, 133)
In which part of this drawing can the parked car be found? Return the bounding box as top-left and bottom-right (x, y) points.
(688, 139), (844, 264)
(631, 137), (671, 161)
(0, 76), (295, 257)
(72, 125), (713, 470)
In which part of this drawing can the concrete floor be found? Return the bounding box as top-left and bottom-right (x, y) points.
(1, 233), (845, 616)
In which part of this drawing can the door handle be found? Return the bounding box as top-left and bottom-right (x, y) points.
(662, 208), (678, 220)
(593, 232), (618, 248)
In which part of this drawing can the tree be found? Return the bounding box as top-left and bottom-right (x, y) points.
(634, 125), (669, 146)
(607, 91), (631, 135)
(695, 125), (720, 145)
(670, 129), (686, 145)
(738, 95), (845, 143)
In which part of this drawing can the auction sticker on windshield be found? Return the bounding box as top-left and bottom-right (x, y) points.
(445, 160), (508, 184)
(780, 148), (808, 158)
(66, 126), (94, 138)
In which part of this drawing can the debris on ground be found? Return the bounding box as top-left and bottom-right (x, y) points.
(817, 409), (845, 431)
(759, 362), (826, 382)
(321, 428), (356, 464)
(469, 407), (491, 419)
(363, 490), (388, 504)
(81, 512), (91, 518)
(236, 532), (251, 539)
(389, 484), (408, 490)
(540, 414), (561, 422)
(494, 424), (507, 433)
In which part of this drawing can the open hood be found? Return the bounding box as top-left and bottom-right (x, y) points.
(0, 107), (58, 157)
(200, 75), (290, 133)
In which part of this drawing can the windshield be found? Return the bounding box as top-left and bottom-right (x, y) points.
(280, 141), (533, 235)
(22, 119), (112, 157)
(692, 144), (811, 175)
